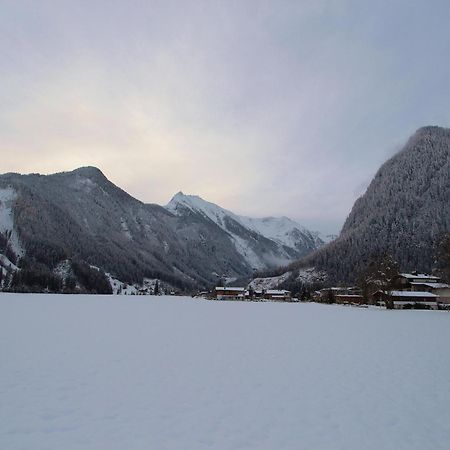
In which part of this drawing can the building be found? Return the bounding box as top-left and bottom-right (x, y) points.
(410, 282), (450, 305)
(335, 294), (365, 305)
(214, 287), (245, 300)
(395, 272), (441, 288)
(392, 272), (450, 306)
(263, 289), (291, 301)
(316, 287), (362, 303)
(373, 290), (438, 309)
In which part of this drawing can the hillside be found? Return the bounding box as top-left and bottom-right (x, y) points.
(301, 126), (450, 283)
(0, 168), (321, 292)
(166, 192), (322, 270)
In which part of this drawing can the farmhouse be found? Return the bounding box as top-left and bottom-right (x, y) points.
(264, 289), (291, 301)
(373, 290), (438, 309)
(393, 272), (450, 305)
(214, 287), (245, 300)
(395, 272), (441, 287)
(410, 282), (450, 304)
(316, 287), (362, 303)
(335, 294), (365, 305)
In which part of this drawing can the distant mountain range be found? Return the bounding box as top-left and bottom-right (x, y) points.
(166, 192), (323, 270)
(2, 125), (448, 294)
(0, 167), (323, 292)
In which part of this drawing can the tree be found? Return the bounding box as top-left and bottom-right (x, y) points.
(358, 253), (400, 305)
(437, 234), (450, 281)
(324, 289), (336, 304)
(154, 280), (159, 295)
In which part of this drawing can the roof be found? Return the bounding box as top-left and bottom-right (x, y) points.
(386, 290), (437, 298)
(392, 301), (437, 305)
(335, 294), (364, 298)
(266, 290), (290, 295)
(215, 287), (245, 292)
(399, 273), (440, 281)
(410, 282), (450, 289)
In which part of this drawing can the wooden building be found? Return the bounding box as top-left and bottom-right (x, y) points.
(395, 273), (441, 288)
(410, 282), (450, 304)
(214, 287), (245, 300)
(335, 294), (365, 305)
(263, 289), (291, 301)
(373, 290), (438, 309)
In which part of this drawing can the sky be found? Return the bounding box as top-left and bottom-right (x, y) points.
(1, 0), (450, 234)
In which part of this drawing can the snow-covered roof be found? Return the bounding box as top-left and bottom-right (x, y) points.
(215, 287), (245, 292)
(410, 282), (450, 289)
(399, 273), (440, 280)
(335, 294), (364, 298)
(386, 291), (437, 298)
(266, 289), (290, 295)
(392, 301), (437, 305)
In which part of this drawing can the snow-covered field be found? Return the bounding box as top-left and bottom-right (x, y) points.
(1, 294), (450, 450)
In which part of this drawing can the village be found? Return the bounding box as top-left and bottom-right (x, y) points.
(210, 272), (450, 310)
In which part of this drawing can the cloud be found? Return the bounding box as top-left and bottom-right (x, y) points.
(1, 0), (450, 234)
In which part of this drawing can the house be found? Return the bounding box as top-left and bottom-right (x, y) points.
(252, 290), (264, 300)
(392, 272), (450, 306)
(215, 287), (245, 300)
(263, 290), (291, 301)
(395, 272), (441, 288)
(409, 282), (450, 304)
(335, 294), (365, 305)
(316, 287), (362, 303)
(245, 289), (264, 301)
(373, 290), (438, 309)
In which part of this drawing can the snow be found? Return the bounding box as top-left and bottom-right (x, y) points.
(410, 282), (450, 289)
(0, 253), (19, 272)
(0, 187), (25, 259)
(216, 286), (245, 292)
(400, 273), (440, 280)
(119, 218), (132, 240)
(105, 273), (172, 295)
(1, 294), (450, 450)
(248, 272), (291, 290)
(388, 290), (437, 298)
(296, 267), (327, 283)
(166, 192), (320, 268)
(238, 215), (310, 249)
(231, 234), (266, 270)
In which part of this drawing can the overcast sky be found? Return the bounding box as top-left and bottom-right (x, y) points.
(1, 0), (449, 234)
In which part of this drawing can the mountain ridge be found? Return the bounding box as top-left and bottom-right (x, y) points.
(0, 167), (322, 292)
(287, 125), (450, 284)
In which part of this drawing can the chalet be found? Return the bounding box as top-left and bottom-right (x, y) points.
(373, 290), (438, 309)
(335, 294), (365, 305)
(409, 282), (450, 304)
(245, 289), (264, 300)
(395, 272), (441, 288)
(316, 287), (362, 303)
(252, 290), (264, 300)
(264, 290), (291, 301)
(215, 287), (245, 300)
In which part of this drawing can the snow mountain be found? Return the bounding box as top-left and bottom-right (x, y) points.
(166, 192), (323, 270)
(0, 167), (322, 292)
(293, 125), (450, 283)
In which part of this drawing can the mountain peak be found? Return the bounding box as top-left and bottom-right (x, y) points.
(71, 166), (105, 179)
(167, 192), (212, 211)
(416, 125), (449, 133)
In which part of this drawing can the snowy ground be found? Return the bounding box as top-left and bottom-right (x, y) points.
(1, 294), (450, 450)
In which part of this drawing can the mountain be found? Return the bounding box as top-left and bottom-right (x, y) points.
(166, 192), (323, 270)
(0, 167), (322, 292)
(298, 126), (450, 283)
